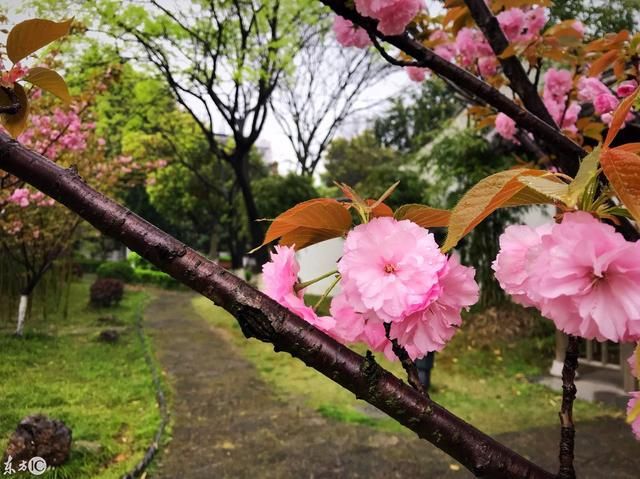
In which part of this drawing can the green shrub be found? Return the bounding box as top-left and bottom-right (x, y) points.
(96, 261), (134, 282)
(74, 258), (104, 274)
(90, 278), (124, 307)
(132, 268), (179, 289)
(127, 251), (158, 271)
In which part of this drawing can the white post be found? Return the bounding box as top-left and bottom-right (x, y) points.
(550, 330), (568, 377)
(15, 294), (29, 336)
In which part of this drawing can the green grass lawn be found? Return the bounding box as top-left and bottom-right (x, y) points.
(0, 280), (161, 479)
(192, 295), (622, 435)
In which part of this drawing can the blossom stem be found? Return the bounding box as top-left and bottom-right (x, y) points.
(557, 335), (579, 479)
(314, 274), (341, 310)
(384, 323), (429, 397)
(295, 269), (338, 292)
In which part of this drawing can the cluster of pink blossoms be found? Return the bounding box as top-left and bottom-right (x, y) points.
(6, 188), (55, 208)
(577, 77), (638, 125)
(262, 217), (479, 360)
(493, 212), (640, 342)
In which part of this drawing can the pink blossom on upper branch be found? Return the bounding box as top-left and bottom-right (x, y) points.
(429, 30), (456, 62)
(338, 217), (447, 324)
(8, 188), (30, 207)
(497, 8), (525, 42)
(593, 92), (620, 115)
(389, 254), (478, 359)
(617, 80), (639, 98)
(333, 16), (372, 48)
(354, 0), (424, 36)
(494, 113), (517, 141)
(478, 56), (498, 77)
(577, 77), (610, 102)
(542, 68), (572, 104)
(406, 66), (428, 82)
(262, 245), (336, 332)
(493, 212), (640, 342)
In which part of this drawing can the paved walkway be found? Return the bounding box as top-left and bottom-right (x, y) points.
(146, 291), (640, 479)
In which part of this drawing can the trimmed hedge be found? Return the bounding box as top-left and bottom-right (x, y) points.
(132, 269), (179, 289)
(96, 261), (135, 282)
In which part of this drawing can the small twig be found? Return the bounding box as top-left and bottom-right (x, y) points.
(0, 86), (21, 115)
(384, 323), (428, 396)
(368, 32), (423, 68)
(557, 335), (579, 479)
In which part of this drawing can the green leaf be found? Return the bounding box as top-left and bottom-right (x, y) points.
(566, 147), (601, 207)
(7, 18), (73, 64)
(23, 67), (71, 104)
(516, 175), (570, 203)
(0, 84), (29, 138)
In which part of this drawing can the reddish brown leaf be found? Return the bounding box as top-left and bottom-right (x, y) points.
(260, 198), (352, 251)
(588, 49), (619, 77)
(393, 204), (451, 228)
(366, 199), (394, 218)
(601, 148), (640, 224)
(604, 86), (639, 147)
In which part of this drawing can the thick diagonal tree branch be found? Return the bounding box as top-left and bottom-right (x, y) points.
(463, 0), (556, 128)
(0, 132), (555, 479)
(318, 0), (584, 176)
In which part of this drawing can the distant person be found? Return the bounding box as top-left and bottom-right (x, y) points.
(416, 352), (435, 391)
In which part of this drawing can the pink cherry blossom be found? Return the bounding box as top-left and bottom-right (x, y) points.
(338, 217), (447, 324)
(354, 0), (423, 36)
(430, 30), (456, 62)
(495, 113), (517, 141)
(593, 93), (619, 115)
(617, 80), (638, 98)
(497, 8), (525, 41)
(478, 56), (498, 77)
(495, 212), (640, 342)
(8, 188), (30, 208)
(577, 77), (610, 102)
(333, 15), (371, 48)
(262, 245), (336, 331)
(543, 68), (572, 104)
(455, 28), (492, 67)
(544, 97), (581, 132)
(389, 254), (479, 359)
(406, 66), (428, 82)
(627, 392), (640, 440)
(523, 7), (548, 38)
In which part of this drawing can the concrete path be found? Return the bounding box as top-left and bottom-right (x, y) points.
(146, 291), (640, 479)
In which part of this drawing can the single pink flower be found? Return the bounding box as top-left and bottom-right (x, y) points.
(577, 77), (610, 102)
(333, 15), (372, 48)
(455, 28), (492, 66)
(354, 0), (423, 36)
(495, 113), (517, 141)
(262, 245), (336, 331)
(593, 92), (619, 115)
(406, 66), (428, 82)
(338, 217), (447, 323)
(497, 8), (525, 41)
(430, 30), (456, 62)
(526, 212), (640, 342)
(616, 80), (638, 98)
(390, 254), (479, 359)
(627, 392), (640, 440)
(523, 7), (548, 38)
(8, 188), (30, 208)
(478, 56), (498, 77)
(543, 68), (573, 104)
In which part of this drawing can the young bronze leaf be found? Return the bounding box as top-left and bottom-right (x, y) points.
(366, 199), (394, 218)
(261, 198), (352, 250)
(566, 147), (600, 206)
(500, 185), (555, 207)
(442, 169), (545, 252)
(588, 49), (619, 77)
(604, 86), (639, 147)
(7, 18), (73, 64)
(23, 67), (71, 104)
(600, 149), (640, 224)
(0, 84), (29, 138)
(517, 175), (569, 203)
(393, 204), (451, 228)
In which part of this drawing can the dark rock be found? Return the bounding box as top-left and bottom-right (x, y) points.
(3, 415), (72, 466)
(98, 329), (120, 343)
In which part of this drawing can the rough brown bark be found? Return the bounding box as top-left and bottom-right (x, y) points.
(0, 132), (555, 479)
(558, 336), (579, 479)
